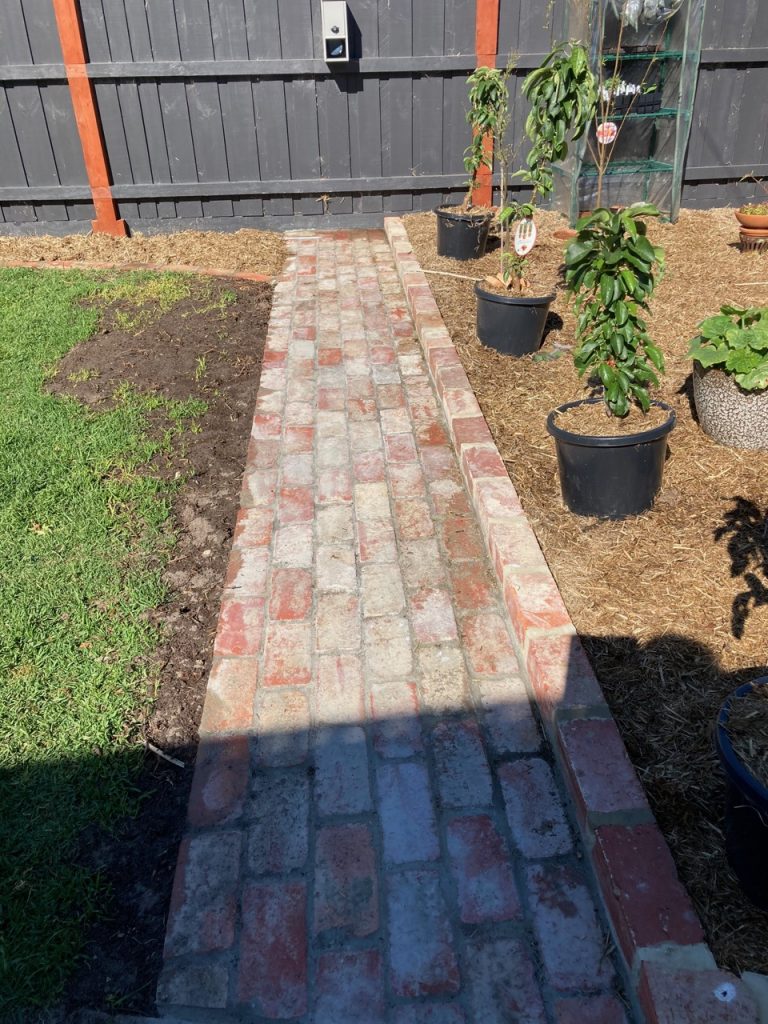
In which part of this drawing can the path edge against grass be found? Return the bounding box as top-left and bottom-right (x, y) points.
(0, 258), (273, 283)
(384, 215), (767, 1024)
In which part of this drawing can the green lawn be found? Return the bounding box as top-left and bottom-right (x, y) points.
(0, 269), (204, 1010)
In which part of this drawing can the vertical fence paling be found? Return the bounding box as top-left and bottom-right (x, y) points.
(50, 0), (126, 235)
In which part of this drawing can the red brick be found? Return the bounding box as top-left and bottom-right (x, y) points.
(214, 597), (265, 657)
(443, 387), (482, 422)
(439, 514), (486, 561)
(255, 689), (310, 767)
(353, 448), (387, 483)
(377, 761), (439, 863)
(283, 425), (315, 453)
(526, 861), (615, 991)
(164, 832), (241, 958)
(314, 824), (378, 937)
(461, 444), (508, 482)
(526, 633), (607, 721)
(488, 515), (548, 577)
(318, 347), (342, 365)
(251, 412), (282, 440)
(430, 477), (471, 517)
(278, 485), (314, 524)
(380, 406), (412, 434)
(437, 364), (473, 394)
(223, 547), (269, 597)
(385, 432), (419, 463)
(432, 720), (493, 808)
(391, 1003), (466, 1024)
(187, 735), (250, 827)
(237, 883), (307, 1017)
(421, 445), (458, 483)
(285, 401), (314, 426)
(446, 815), (521, 924)
(558, 717), (650, 824)
(503, 571), (572, 647)
(274, 522), (314, 567)
(318, 385), (345, 411)
(387, 870), (460, 997)
(315, 951), (385, 1024)
(358, 517), (398, 563)
(415, 419), (450, 446)
(377, 383), (406, 408)
(591, 823), (704, 962)
(240, 467), (278, 507)
(554, 995), (629, 1024)
(318, 466), (353, 504)
(639, 965), (760, 1024)
(315, 725), (372, 815)
(317, 653), (365, 725)
(316, 592), (361, 651)
(371, 344), (396, 364)
(449, 560), (496, 611)
(348, 397), (378, 421)
(369, 681), (423, 757)
(156, 960), (229, 1010)
(499, 759), (572, 858)
(263, 620), (312, 686)
(233, 506), (273, 547)
(281, 451), (313, 486)
(451, 415), (492, 448)
(464, 937), (547, 1024)
(475, 675), (541, 754)
(199, 657), (259, 735)
(248, 771), (309, 874)
(410, 587), (458, 643)
(395, 498), (435, 540)
(460, 613), (518, 676)
(268, 567), (313, 621)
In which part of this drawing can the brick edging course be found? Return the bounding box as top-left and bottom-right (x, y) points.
(384, 216), (763, 1024)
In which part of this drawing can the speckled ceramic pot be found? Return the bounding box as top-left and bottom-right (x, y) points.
(692, 362), (768, 449)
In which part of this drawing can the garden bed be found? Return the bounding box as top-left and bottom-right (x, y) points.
(0, 266), (273, 1014)
(404, 207), (768, 975)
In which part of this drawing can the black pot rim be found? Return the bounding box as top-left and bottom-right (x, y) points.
(716, 677), (768, 806)
(435, 205), (493, 225)
(474, 282), (556, 307)
(546, 397), (676, 448)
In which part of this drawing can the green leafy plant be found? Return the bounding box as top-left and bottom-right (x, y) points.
(519, 42), (598, 202)
(564, 204), (665, 416)
(463, 66), (509, 209)
(688, 305), (768, 391)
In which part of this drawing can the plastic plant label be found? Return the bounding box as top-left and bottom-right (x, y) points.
(596, 121), (618, 145)
(514, 218), (537, 256)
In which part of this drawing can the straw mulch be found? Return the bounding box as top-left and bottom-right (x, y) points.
(405, 208), (768, 974)
(0, 227), (286, 278)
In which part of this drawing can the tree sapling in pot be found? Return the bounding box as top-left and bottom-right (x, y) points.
(546, 203), (675, 518)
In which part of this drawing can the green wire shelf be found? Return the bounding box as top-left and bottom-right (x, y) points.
(580, 159), (674, 176)
(601, 50), (684, 61)
(618, 106), (679, 119)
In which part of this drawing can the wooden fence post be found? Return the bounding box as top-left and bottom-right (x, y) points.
(51, 0), (127, 236)
(474, 0), (501, 207)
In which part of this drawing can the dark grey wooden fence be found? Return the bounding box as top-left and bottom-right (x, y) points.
(0, 0), (766, 232)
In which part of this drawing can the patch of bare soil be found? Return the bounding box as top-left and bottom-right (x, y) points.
(0, 228), (285, 278)
(405, 207), (768, 974)
(50, 275), (272, 1015)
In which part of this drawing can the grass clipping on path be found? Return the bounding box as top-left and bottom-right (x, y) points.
(0, 269), (204, 1009)
(405, 208), (768, 974)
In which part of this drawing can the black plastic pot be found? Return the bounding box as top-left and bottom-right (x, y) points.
(475, 283), (555, 357)
(610, 91), (662, 116)
(435, 206), (492, 261)
(546, 397), (675, 519)
(716, 678), (768, 910)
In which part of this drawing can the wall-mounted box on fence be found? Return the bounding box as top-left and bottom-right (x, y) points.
(321, 1), (350, 62)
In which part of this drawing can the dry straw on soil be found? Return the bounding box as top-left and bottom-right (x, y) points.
(0, 228), (286, 278)
(405, 207), (768, 974)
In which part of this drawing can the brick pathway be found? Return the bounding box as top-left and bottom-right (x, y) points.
(157, 231), (632, 1024)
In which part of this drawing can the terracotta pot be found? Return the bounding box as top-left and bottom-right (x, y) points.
(692, 362), (768, 449)
(735, 209), (768, 230)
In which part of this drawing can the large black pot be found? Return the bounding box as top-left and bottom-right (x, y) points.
(546, 397), (675, 519)
(475, 283), (555, 357)
(435, 206), (492, 260)
(716, 678), (768, 910)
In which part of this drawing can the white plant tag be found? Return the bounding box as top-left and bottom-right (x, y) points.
(514, 218), (537, 256)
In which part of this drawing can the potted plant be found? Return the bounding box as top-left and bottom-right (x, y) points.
(546, 204), (675, 518)
(474, 43), (597, 356)
(716, 676), (768, 910)
(435, 65), (507, 261)
(735, 175), (768, 231)
(687, 304), (768, 449)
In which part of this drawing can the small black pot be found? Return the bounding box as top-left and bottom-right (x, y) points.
(610, 91), (662, 116)
(716, 678), (768, 910)
(475, 283), (555, 357)
(546, 397), (675, 519)
(435, 206), (492, 261)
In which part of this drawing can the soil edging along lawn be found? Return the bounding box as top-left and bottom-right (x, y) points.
(384, 215), (767, 1024)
